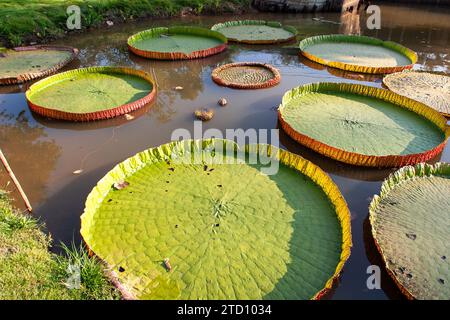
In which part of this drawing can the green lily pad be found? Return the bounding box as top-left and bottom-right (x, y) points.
(0, 46), (77, 85)
(299, 35), (417, 74)
(81, 139), (351, 300)
(25, 66), (156, 121)
(211, 20), (297, 44)
(278, 82), (449, 167)
(370, 163), (450, 300)
(383, 71), (450, 117)
(127, 27), (227, 60)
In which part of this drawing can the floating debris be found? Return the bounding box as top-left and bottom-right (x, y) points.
(174, 86), (184, 91)
(164, 258), (172, 272)
(194, 108), (214, 121)
(113, 181), (130, 190)
(124, 114), (134, 121)
(72, 169), (83, 175)
(218, 98), (228, 106)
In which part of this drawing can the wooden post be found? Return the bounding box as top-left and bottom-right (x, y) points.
(0, 148), (32, 212)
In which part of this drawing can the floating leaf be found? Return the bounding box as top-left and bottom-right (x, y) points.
(128, 26), (227, 60)
(299, 34), (417, 74)
(212, 62), (281, 89)
(80, 139), (352, 300)
(370, 163), (450, 300)
(211, 20), (297, 44)
(278, 82), (449, 167)
(383, 71), (450, 117)
(0, 45), (78, 85)
(25, 66), (156, 121)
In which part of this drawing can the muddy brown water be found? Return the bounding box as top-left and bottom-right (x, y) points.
(1, 3), (449, 299)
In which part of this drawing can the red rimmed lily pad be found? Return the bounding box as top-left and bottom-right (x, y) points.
(25, 66), (156, 122)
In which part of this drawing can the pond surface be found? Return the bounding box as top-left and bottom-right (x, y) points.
(0, 3), (449, 300)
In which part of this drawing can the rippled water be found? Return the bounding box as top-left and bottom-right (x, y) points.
(0, 3), (449, 299)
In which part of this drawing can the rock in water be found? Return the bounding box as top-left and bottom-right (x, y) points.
(218, 98), (228, 106)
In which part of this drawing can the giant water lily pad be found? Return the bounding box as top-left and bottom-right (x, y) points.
(25, 66), (156, 121)
(127, 27), (227, 60)
(370, 163), (450, 300)
(383, 71), (450, 117)
(212, 62), (281, 89)
(211, 20), (297, 44)
(278, 83), (449, 167)
(81, 139), (351, 300)
(0, 45), (78, 85)
(299, 35), (417, 74)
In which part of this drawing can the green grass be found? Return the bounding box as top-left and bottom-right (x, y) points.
(0, 190), (120, 300)
(0, 0), (252, 46)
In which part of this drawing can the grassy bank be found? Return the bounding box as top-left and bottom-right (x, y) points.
(0, 190), (119, 300)
(0, 0), (253, 46)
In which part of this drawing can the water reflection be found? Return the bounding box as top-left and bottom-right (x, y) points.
(32, 100), (154, 130)
(0, 103), (61, 210)
(340, 10), (361, 35)
(298, 54), (383, 83)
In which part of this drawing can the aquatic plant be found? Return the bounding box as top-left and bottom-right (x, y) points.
(211, 20), (297, 44)
(25, 66), (156, 121)
(369, 162), (450, 300)
(383, 71), (450, 117)
(127, 26), (227, 60)
(212, 62), (281, 89)
(0, 45), (78, 85)
(299, 34), (417, 74)
(278, 82), (449, 167)
(80, 139), (352, 300)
